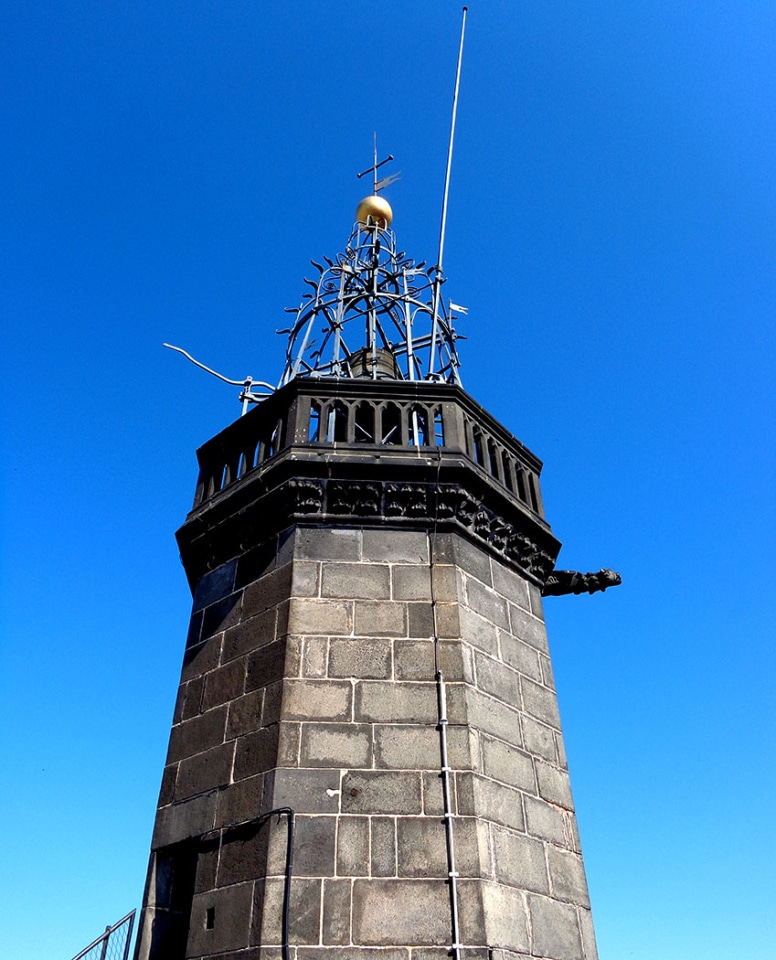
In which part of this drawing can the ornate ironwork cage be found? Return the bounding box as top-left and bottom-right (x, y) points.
(279, 220), (463, 387)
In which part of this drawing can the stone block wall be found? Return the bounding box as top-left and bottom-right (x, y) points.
(135, 526), (596, 960)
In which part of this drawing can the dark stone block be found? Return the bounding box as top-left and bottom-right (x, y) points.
(193, 560), (238, 612)
(354, 681), (437, 724)
(262, 680), (284, 724)
(202, 658), (247, 711)
(158, 764), (177, 807)
(243, 563), (293, 620)
(236, 538), (279, 589)
(194, 836), (219, 893)
(242, 564), (294, 620)
(216, 773), (265, 828)
(216, 820), (271, 887)
(253, 876), (322, 946)
(292, 815), (337, 876)
(179, 675), (205, 721)
(188, 882), (254, 957)
(322, 878), (351, 945)
(396, 817), (447, 878)
(299, 721), (372, 768)
(246, 640), (287, 692)
(266, 767), (340, 814)
(370, 817), (396, 877)
(172, 684), (187, 726)
(202, 592), (243, 639)
(167, 706), (227, 764)
(186, 609), (203, 649)
(407, 602), (434, 638)
(528, 894), (583, 960)
(341, 772), (422, 815)
(222, 609), (277, 663)
(151, 792), (217, 850)
(547, 846), (590, 906)
(394, 640), (434, 680)
(175, 742), (234, 801)
(225, 689), (264, 740)
(435, 533), (492, 586)
(328, 638), (392, 679)
(197, 950), (263, 960)
(233, 724), (280, 782)
(352, 879), (450, 945)
(181, 637), (221, 683)
(297, 951), (409, 960)
(294, 526), (361, 561)
(336, 815), (369, 877)
(422, 771), (446, 817)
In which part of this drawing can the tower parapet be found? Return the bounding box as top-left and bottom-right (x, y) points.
(180, 376), (558, 590)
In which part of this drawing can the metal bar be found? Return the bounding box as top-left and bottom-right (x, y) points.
(281, 808), (296, 960)
(70, 911), (137, 960)
(438, 6), (467, 275)
(436, 671), (463, 960)
(427, 475), (464, 960)
(402, 268), (416, 380)
(98, 926), (110, 960)
(121, 910), (136, 960)
(430, 6), (468, 376)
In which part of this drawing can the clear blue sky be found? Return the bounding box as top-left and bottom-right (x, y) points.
(1, 3), (774, 958)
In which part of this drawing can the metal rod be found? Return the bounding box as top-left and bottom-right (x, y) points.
(121, 910), (136, 960)
(98, 926), (110, 960)
(427, 463), (464, 960)
(278, 808), (296, 960)
(437, 671), (463, 960)
(438, 6), (467, 277)
(162, 343), (274, 391)
(430, 6), (468, 375)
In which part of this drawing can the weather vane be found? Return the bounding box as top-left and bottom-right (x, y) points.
(356, 133), (401, 195)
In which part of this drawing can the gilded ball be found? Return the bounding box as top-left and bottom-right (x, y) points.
(355, 195), (393, 229)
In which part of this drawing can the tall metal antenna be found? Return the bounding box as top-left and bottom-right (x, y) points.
(430, 6), (468, 375)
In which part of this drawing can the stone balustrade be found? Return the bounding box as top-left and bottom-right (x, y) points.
(192, 379), (545, 521)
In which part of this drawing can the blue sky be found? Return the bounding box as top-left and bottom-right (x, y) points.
(1, 2), (774, 957)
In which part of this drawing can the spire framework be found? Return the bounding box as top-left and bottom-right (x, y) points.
(279, 216), (463, 387)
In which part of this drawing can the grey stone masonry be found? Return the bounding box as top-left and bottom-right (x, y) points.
(135, 525), (597, 960)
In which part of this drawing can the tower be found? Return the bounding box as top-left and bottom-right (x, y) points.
(134, 186), (602, 960)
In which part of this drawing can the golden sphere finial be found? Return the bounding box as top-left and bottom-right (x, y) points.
(355, 194), (393, 229)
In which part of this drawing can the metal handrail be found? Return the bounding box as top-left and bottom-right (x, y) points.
(69, 910), (136, 960)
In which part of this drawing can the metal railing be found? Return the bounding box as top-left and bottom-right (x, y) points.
(70, 910), (135, 960)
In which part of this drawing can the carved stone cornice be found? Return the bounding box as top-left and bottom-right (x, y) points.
(177, 467), (560, 590)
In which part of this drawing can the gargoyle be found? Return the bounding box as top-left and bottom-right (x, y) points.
(542, 568), (622, 597)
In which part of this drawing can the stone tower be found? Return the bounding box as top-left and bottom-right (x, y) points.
(134, 190), (599, 960)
